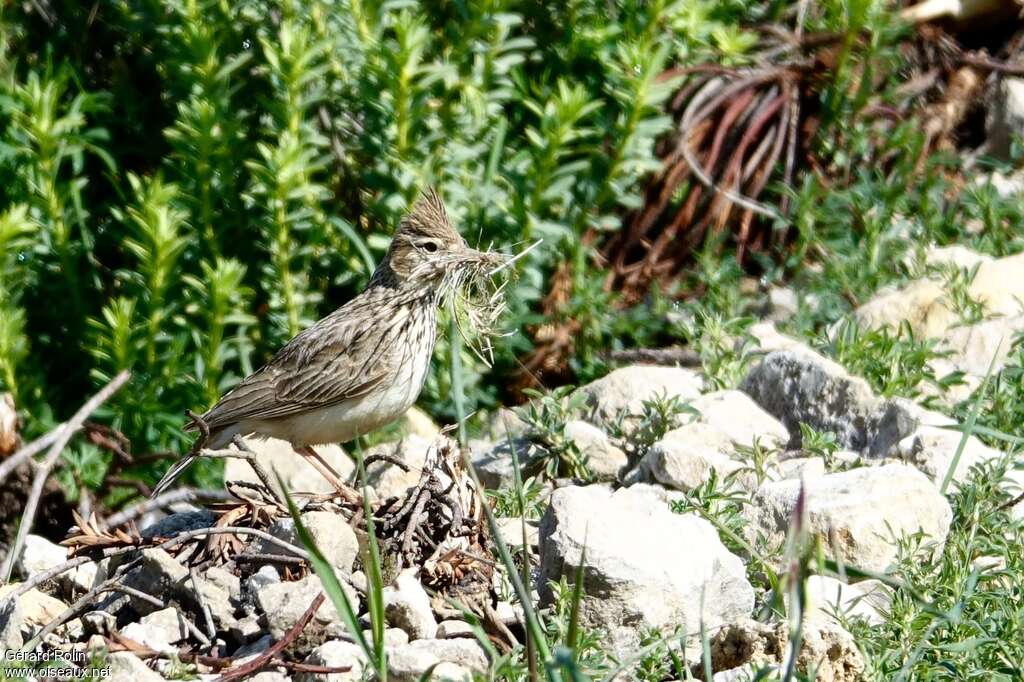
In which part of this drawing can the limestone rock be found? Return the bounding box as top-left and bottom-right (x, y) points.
(802, 576), (890, 627)
(298, 639), (366, 681)
(107, 652), (166, 682)
(741, 347), (880, 451)
(641, 423), (746, 491)
(365, 435), (431, 499)
(563, 419), (628, 480)
(383, 568), (437, 640)
(17, 534), (96, 594)
(571, 365), (703, 429)
(257, 511), (359, 576)
(691, 390), (790, 450)
(539, 485), (753, 655)
(746, 464), (952, 572)
(708, 618), (864, 682)
(386, 638), (489, 682)
(256, 574), (359, 640)
(225, 436), (354, 496)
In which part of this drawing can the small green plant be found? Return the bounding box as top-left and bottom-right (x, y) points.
(487, 475), (547, 520)
(607, 389), (697, 461)
(733, 436), (782, 487)
(797, 423), (841, 471)
(517, 386), (590, 480)
(935, 262), (987, 327)
(823, 320), (963, 403)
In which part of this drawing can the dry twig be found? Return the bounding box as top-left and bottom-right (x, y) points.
(1, 370), (131, 583)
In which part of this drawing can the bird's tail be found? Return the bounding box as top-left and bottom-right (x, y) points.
(151, 455), (196, 498)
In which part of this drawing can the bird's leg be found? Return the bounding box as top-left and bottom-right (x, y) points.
(296, 445), (361, 505)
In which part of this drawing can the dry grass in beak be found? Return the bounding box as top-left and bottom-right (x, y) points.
(442, 240), (541, 366)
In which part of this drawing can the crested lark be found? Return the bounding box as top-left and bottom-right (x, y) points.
(152, 190), (504, 497)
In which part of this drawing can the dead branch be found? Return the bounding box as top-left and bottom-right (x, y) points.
(0, 370), (131, 584)
(214, 591), (326, 682)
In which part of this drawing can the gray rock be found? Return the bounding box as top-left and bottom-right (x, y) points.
(140, 510), (217, 539)
(107, 652), (166, 682)
(746, 464), (952, 573)
(741, 347), (880, 451)
(766, 286), (799, 322)
(140, 606), (190, 644)
(256, 574), (359, 639)
(386, 638), (489, 682)
(571, 365), (703, 429)
(0, 594), (23, 650)
(775, 456), (826, 481)
(470, 437), (531, 489)
(493, 517), (540, 550)
(121, 548), (188, 616)
(383, 568), (438, 640)
(257, 511), (358, 576)
(563, 420), (628, 480)
(539, 485), (753, 656)
(437, 619), (475, 638)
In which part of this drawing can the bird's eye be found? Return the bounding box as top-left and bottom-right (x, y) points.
(421, 241), (439, 253)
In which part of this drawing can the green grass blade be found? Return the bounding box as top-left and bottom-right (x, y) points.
(566, 540), (586, 655)
(356, 452), (388, 678)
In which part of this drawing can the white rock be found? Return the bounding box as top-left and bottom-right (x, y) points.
(365, 435), (432, 499)
(920, 244), (993, 271)
(708, 618), (863, 682)
(400, 406), (440, 439)
(298, 639), (366, 681)
(258, 511), (359, 575)
(121, 620), (176, 652)
(986, 77), (1024, 161)
(766, 286), (799, 322)
(383, 568), (438, 640)
(225, 436), (355, 496)
(493, 516), (540, 549)
(249, 672), (291, 682)
(256, 574), (359, 639)
(748, 321), (808, 354)
(386, 638), (489, 682)
(107, 652), (166, 682)
(802, 576), (890, 626)
(539, 485), (753, 656)
(570, 365), (703, 428)
(139, 606), (190, 644)
(563, 420), (628, 480)
(437, 619), (475, 638)
(0, 584), (77, 644)
(747, 464), (952, 572)
(776, 457), (826, 481)
(692, 390), (790, 449)
(871, 397), (1002, 486)
(17, 534), (96, 593)
(853, 252), (1024, 341)
(641, 423), (746, 491)
(742, 347), (881, 451)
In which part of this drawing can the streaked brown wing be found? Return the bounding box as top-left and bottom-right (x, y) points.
(195, 306), (394, 428)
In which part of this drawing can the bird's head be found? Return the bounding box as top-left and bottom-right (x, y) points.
(372, 189), (504, 291)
